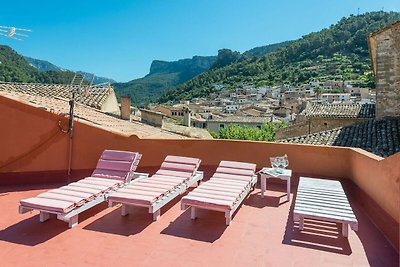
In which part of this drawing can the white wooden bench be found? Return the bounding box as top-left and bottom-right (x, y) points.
(293, 177), (358, 237)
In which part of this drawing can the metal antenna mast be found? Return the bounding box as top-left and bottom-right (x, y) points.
(66, 72), (96, 178)
(0, 26), (31, 41)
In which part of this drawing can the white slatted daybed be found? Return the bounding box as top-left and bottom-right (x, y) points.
(293, 177), (358, 237)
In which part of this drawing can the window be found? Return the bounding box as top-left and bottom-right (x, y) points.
(220, 124), (225, 128)
(257, 125), (262, 129)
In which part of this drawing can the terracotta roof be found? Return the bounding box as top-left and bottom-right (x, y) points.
(279, 118), (400, 157)
(0, 82), (113, 110)
(305, 103), (375, 118)
(241, 108), (262, 116)
(1, 90), (186, 139)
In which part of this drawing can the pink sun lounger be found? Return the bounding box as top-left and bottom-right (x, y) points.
(181, 160), (257, 225)
(19, 150), (143, 228)
(107, 155), (203, 221)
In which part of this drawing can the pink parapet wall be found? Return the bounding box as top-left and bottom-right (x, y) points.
(0, 94), (398, 251)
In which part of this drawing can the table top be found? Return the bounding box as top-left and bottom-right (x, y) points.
(259, 167), (292, 177)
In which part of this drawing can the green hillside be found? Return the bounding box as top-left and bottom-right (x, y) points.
(113, 55), (216, 106)
(244, 41), (292, 57)
(159, 11), (400, 103)
(0, 46), (75, 84)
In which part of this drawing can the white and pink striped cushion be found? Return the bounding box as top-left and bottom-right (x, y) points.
(107, 155), (201, 206)
(91, 150), (141, 181)
(181, 160), (256, 211)
(20, 197), (76, 213)
(20, 150), (142, 214)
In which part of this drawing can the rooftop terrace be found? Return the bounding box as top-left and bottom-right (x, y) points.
(0, 91), (399, 266)
(0, 173), (398, 267)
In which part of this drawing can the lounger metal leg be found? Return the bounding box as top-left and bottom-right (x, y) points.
(190, 207), (196, 220)
(19, 206), (31, 214)
(299, 217), (304, 231)
(121, 204), (128, 216)
(68, 215), (78, 228)
(225, 211), (232, 226)
(153, 209), (161, 221)
(39, 211), (50, 222)
(342, 223), (348, 237)
(260, 175), (266, 198)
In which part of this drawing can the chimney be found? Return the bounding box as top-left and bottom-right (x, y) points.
(183, 107), (191, 127)
(121, 96), (131, 120)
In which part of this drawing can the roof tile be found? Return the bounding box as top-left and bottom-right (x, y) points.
(279, 118), (400, 157)
(305, 103), (375, 118)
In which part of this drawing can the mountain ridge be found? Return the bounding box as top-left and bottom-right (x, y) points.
(159, 11), (400, 103)
(113, 55), (217, 106)
(24, 56), (116, 84)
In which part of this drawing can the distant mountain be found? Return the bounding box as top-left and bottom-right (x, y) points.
(24, 56), (116, 84)
(113, 55), (216, 106)
(24, 56), (65, 72)
(244, 41), (292, 57)
(76, 71), (116, 85)
(159, 11), (400, 103)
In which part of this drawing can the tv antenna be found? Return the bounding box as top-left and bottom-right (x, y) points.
(0, 26), (31, 41)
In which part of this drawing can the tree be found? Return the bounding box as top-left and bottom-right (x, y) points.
(314, 86), (322, 100)
(211, 122), (287, 141)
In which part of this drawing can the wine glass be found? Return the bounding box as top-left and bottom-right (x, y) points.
(270, 157), (277, 169)
(282, 154), (289, 169)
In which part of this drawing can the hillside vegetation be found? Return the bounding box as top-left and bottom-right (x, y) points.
(0, 46), (76, 84)
(159, 12), (400, 103)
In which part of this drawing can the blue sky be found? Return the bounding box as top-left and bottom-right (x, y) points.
(0, 0), (398, 82)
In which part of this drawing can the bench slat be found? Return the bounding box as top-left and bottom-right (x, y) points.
(296, 199), (352, 211)
(296, 191), (349, 203)
(295, 203), (356, 218)
(294, 177), (358, 231)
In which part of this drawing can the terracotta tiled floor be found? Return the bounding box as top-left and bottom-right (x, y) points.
(0, 176), (398, 267)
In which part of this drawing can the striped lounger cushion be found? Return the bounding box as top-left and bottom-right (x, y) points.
(108, 155), (201, 206)
(181, 161), (256, 211)
(20, 150), (141, 214)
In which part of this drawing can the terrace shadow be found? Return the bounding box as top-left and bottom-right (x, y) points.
(0, 201), (110, 246)
(282, 189), (352, 255)
(161, 208), (228, 243)
(246, 183), (290, 208)
(84, 191), (185, 236)
(0, 214), (67, 246)
(83, 206), (152, 236)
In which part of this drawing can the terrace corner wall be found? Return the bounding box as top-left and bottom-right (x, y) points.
(349, 149), (400, 251)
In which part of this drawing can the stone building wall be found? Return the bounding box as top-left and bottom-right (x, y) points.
(141, 109), (164, 127)
(374, 23), (400, 119)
